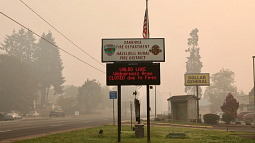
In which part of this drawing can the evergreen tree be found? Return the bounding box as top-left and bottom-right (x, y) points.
(35, 31), (65, 104)
(0, 28), (40, 106)
(185, 28), (203, 97)
(0, 55), (38, 112)
(0, 28), (65, 105)
(0, 28), (37, 64)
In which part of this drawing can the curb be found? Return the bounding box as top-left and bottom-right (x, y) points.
(121, 121), (213, 128)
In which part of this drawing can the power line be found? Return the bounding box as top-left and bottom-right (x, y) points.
(0, 12), (106, 74)
(20, 0), (105, 67)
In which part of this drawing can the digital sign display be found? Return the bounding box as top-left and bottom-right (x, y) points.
(106, 63), (160, 85)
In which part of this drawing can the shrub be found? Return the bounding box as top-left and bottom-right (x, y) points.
(245, 120), (252, 125)
(203, 113), (220, 124)
(235, 121), (241, 124)
(154, 117), (160, 121)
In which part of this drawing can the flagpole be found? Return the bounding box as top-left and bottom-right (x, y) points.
(146, 0), (149, 38)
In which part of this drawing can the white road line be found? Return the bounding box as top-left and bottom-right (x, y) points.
(50, 124), (63, 126)
(0, 130), (11, 132)
(18, 124), (31, 126)
(83, 121), (91, 123)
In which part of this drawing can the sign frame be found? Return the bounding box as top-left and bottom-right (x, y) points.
(102, 38), (165, 63)
(184, 73), (210, 86)
(109, 91), (118, 99)
(106, 63), (160, 86)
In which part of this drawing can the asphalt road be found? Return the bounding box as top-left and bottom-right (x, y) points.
(0, 113), (131, 141)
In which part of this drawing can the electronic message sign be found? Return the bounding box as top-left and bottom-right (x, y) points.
(184, 73), (210, 86)
(106, 63), (160, 85)
(102, 38), (165, 62)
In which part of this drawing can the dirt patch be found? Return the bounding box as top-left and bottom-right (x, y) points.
(235, 135), (255, 140)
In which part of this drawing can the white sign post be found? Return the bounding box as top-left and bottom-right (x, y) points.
(75, 111), (79, 116)
(102, 38), (165, 62)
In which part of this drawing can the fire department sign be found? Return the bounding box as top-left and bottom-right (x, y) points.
(102, 38), (165, 62)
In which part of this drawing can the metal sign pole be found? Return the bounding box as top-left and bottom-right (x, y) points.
(130, 101), (132, 129)
(155, 85), (156, 118)
(197, 85), (199, 120)
(147, 85), (150, 141)
(118, 85), (121, 142)
(113, 99), (115, 125)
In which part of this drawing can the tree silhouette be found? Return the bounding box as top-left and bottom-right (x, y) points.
(185, 28), (203, 97)
(204, 69), (238, 111)
(77, 79), (103, 112)
(35, 31), (65, 104)
(101, 86), (112, 109)
(221, 93), (239, 117)
(0, 28), (37, 64)
(0, 55), (38, 112)
(221, 93), (239, 131)
(64, 85), (78, 97)
(1, 28), (65, 105)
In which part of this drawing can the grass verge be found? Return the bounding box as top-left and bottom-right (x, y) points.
(14, 125), (255, 143)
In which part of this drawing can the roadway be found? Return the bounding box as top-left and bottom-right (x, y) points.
(0, 113), (133, 142)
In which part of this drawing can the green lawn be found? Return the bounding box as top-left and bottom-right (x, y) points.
(14, 125), (255, 143)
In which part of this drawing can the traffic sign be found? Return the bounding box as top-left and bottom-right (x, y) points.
(109, 91), (117, 99)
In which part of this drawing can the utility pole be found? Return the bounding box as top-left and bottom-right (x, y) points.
(252, 56), (255, 127)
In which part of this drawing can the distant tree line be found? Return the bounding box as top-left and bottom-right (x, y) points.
(57, 80), (139, 114)
(0, 27), (134, 114)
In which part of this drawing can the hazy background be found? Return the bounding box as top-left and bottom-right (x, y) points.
(1, 0), (255, 112)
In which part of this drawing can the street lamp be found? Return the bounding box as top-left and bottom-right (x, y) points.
(252, 56), (255, 127)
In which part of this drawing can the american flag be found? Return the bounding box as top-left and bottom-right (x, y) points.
(143, 9), (149, 38)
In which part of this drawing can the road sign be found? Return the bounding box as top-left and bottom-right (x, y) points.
(106, 63), (160, 85)
(102, 38), (165, 62)
(184, 73), (210, 86)
(109, 91), (117, 99)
